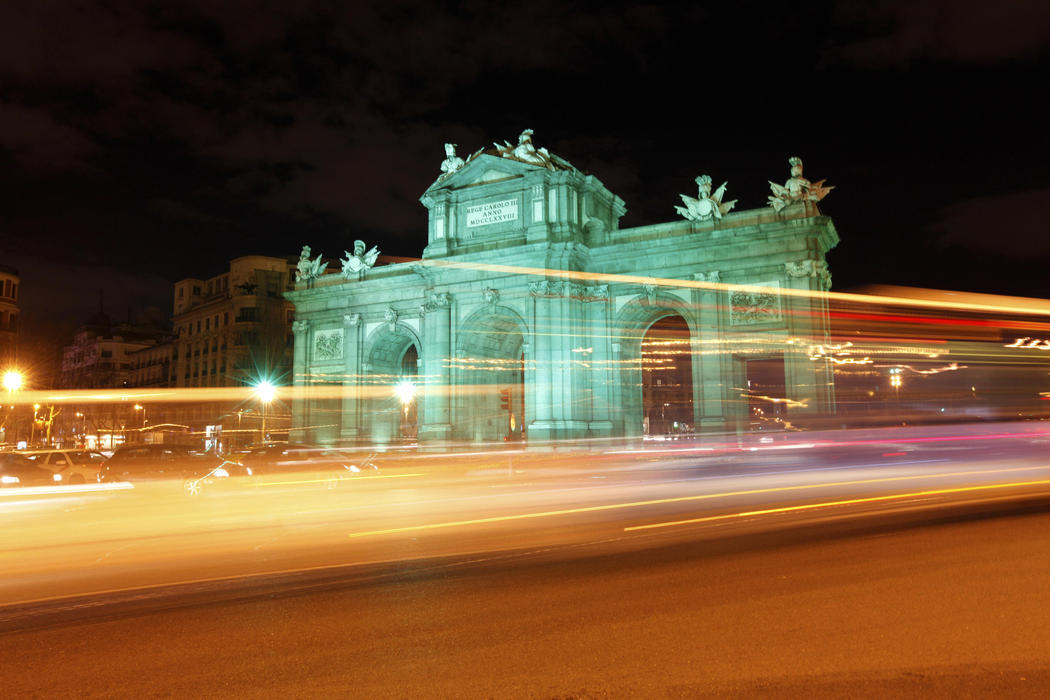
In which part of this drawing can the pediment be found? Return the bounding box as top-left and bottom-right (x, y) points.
(424, 154), (541, 193)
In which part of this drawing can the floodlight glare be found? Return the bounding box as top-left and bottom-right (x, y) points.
(395, 380), (416, 405)
(2, 370), (23, 392)
(255, 380), (277, 404)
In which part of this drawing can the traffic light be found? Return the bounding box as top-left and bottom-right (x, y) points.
(499, 388), (512, 412)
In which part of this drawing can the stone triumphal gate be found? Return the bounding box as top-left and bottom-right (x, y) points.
(287, 132), (838, 445)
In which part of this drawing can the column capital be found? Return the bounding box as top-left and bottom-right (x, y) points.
(423, 291), (453, 311)
(292, 320), (310, 334)
(785, 259), (831, 290)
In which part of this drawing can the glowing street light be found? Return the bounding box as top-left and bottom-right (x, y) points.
(395, 379), (416, 411)
(254, 380), (276, 443)
(2, 370), (23, 393)
(254, 380), (277, 404)
(395, 379), (417, 440)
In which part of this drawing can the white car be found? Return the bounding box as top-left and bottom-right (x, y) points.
(21, 449), (108, 484)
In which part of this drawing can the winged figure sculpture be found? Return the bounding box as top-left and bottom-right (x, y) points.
(341, 240), (380, 278)
(676, 175), (737, 222)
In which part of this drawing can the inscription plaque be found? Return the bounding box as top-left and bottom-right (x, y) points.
(466, 198), (518, 228)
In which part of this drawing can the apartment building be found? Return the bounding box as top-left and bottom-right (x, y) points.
(0, 264), (19, 367)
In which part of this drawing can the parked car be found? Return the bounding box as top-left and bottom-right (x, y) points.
(97, 444), (248, 494)
(0, 452), (65, 487)
(21, 449), (107, 484)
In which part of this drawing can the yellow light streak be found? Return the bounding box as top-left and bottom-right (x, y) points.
(249, 472), (424, 487)
(0, 482), (134, 498)
(346, 464), (1050, 539)
(624, 478), (1050, 531)
(413, 259), (1050, 318)
(876, 362), (966, 375)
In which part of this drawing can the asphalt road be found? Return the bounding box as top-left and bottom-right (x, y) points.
(5, 495), (1050, 697)
(5, 423), (1050, 696)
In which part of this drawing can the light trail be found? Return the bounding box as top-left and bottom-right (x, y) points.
(0, 482), (133, 497)
(248, 472), (425, 487)
(345, 463), (1050, 539)
(415, 259), (1050, 318)
(624, 478), (1050, 531)
(603, 428), (1050, 456)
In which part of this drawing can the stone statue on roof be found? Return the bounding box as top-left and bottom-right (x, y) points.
(295, 245), (328, 284)
(440, 143), (465, 176)
(341, 240), (380, 278)
(676, 174), (737, 222)
(493, 129), (575, 171)
(768, 156), (834, 212)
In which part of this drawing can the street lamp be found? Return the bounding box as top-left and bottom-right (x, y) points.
(395, 379), (416, 441)
(134, 404), (147, 428)
(254, 380), (276, 444)
(2, 370), (23, 393)
(395, 379), (416, 415)
(1, 370), (23, 445)
(30, 403), (40, 446)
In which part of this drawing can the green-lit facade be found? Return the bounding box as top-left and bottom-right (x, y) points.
(287, 142), (838, 444)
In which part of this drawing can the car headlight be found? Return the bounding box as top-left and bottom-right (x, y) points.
(53, 473), (63, 482)
(212, 467), (230, 478)
(1, 475), (20, 484)
(347, 464), (361, 473)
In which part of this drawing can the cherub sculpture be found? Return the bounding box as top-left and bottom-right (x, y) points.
(295, 245), (328, 284)
(341, 240), (380, 278)
(768, 156), (834, 212)
(675, 174), (737, 222)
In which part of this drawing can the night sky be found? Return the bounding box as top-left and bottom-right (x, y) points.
(3, 1), (1050, 372)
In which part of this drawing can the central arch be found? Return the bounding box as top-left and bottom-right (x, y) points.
(454, 307), (526, 442)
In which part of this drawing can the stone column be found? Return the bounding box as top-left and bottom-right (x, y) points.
(291, 319), (310, 442)
(527, 281), (555, 441)
(693, 271), (728, 433)
(783, 259), (835, 416)
(527, 280), (589, 442)
(419, 292), (453, 443)
(340, 313), (362, 444)
(585, 285), (614, 438)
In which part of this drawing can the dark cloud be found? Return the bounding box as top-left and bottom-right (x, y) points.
(1, 0), (1049, 356)
(932, 187), (1050, 258)
(828, 0), (1050, 66)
